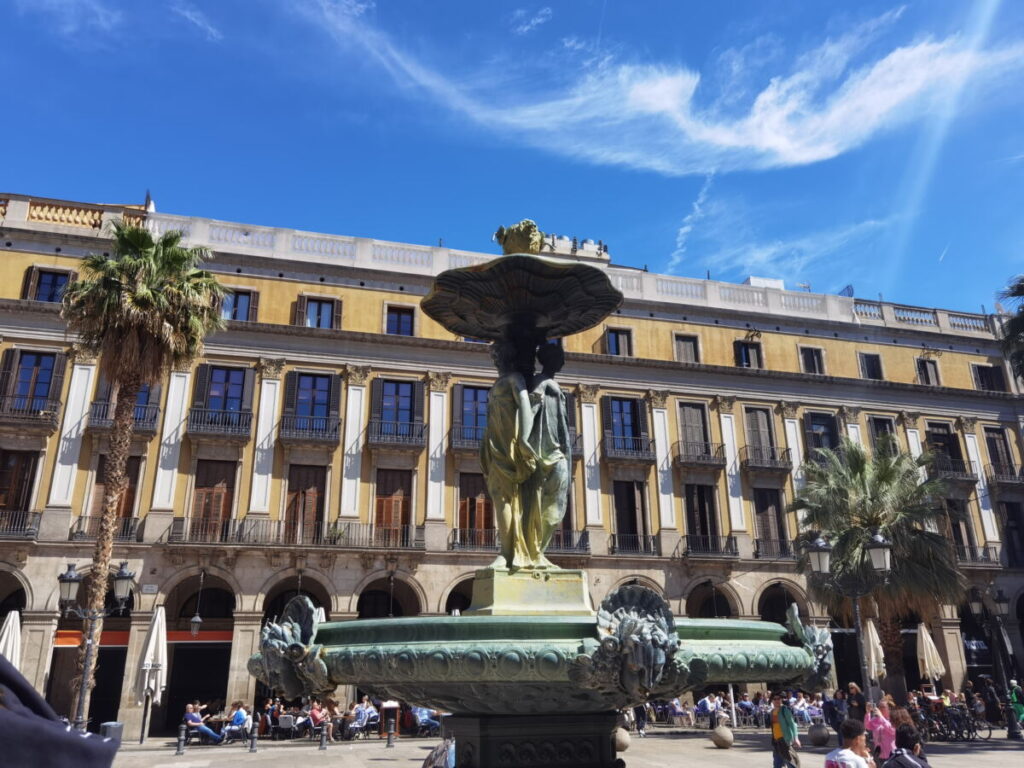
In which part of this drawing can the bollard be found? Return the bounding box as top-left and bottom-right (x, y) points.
(319, 727), (328, 751)
(249, 729), (258, 753)
(385, 713), (396, 748)
(175, 724), (186, 756)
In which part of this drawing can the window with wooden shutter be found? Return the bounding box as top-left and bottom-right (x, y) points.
(800, 347), (824, 374)
(0, 349), (16, 402)
(984, 427), (1012, 469)
(90, 455), (141, 518)
(612, 479), (647, 537)
(375, 469), (411, 545)
(753, 488), (785, 541)
(804, 412), (838, 455)
(734, 341), (762, 369)
(858, 353), (883, 380)
(191, 364), (211, 409)
(745, 408), (772, 452)
(285, 465), (325, 544)
(972, 364), (1006, 392)
(458, 473), (493, 531)
(674, 335), (699, 363)
(190, 459), (236, 542)
(0, 450), (37, 511)
(917, 358), (939, 386)
(685, 484), (718, 538)
(247, 290), (260, 322)
(293, 295), (308, 326)
(679, 403), (708, 453)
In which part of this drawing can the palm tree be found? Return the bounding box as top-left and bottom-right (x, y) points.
(61, 222), (223, 718)
(790, 435), (966, 698)
(999, 276), (1024, 377)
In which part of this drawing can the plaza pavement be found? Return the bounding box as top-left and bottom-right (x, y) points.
(113, 724), (1024, 768)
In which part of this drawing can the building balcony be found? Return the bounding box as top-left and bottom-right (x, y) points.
(568, 428), (583, 460)
(754, 538), (797, 560)
(609, 533), (659, 556)
(0, 395), (61, 434)
(603, 435), (656, 463)
(955, 544), (1001, 567)
(186, 407), (253, 441)
(681, 534), (738, 558)
(0, 510), (40, 540)
(449, 527), (499, 551)
(168, 518), (423, 549)
(87, 401), (160, 436)
(986, 463), (1024, 488)
(278, 415), (341, 447)
(929, 457), (978, 484)
(367, 420), (426, 450)
(673, 441), (727, 470)
(70, 515), (139, 543)
(740, 445), (792, 473)
(548, 529), (590, 554)
(449, 425), (484, 453)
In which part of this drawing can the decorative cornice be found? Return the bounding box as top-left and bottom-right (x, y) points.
(426, 371), (452, 392)
(898, 411), (920, 429)
(646, 390), (670, 409)
(346, 365), (372, 386)
(257, 357), (286, 379)
(777, 400), (799, 419)
(955, 416), (977, 433)
(713, 395), (735, 414)
(578, 384), (600, 404)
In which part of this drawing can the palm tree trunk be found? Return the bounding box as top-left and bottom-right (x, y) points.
(71, 375), (141, 726)
(877, 615), (908, 702)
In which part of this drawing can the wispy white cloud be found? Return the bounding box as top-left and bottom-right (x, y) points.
(171, 2), (223, 42)
(511, 7), (552, 36)
(307, 2), (1024, 177)
(668, 175), (714, 273)
(14, 0), (121, 35)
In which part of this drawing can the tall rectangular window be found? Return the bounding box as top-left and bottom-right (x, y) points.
(607, 329), (633, 356)
(462, 386), (489, 437)
(386, 306), (415, 336)
(221, 291), (252, 321)
(382, 380), (414, 424)
(926, 422), (963, 461)
(458, 473), (492, 530)
(868, 417), (896, 451)
(305, 298), (336, 329)
(675, 335), (700, 363)
(0, 450), (37, 512)
(678, 403), (709, 452)
(917, 358), (939, 386)
(295, 373), (331, 429)
(375, 469), (412, 545)
(972, 365), (1006, 392)
(612, 480), (647, 539)
(800, 347), (825, 374)
(984, 426), (1012, 470)
(285, 464), (326, 543)
(944, 498), (976, 555)
(190, 459), (236, 541)
(859, 353), (883, 380)
(34, 271), (70, 302)
(753, 488), (787, 542)
(89, 455), (141, 518)
(734, 341), (763, 369)
(13, 352), (56, 410)
(744, 408), (774, 449)
(684, 484), (718, 538)
(610, 398), (639, 440)
(805, 412), (839, 453)
(1001, 501), (1024, 568)
(207, 367), (245, 412)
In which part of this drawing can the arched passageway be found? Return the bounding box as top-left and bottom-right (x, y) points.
(444, 578), (474, 615)
(357, 577), (422, 618)
(263, 574), (332, 622)
(757, 583), (797, 625)
(685, 582), (735, 618)
(0, 571), (25, 623)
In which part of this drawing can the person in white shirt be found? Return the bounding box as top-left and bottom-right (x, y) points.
(826, 718), (877, 768)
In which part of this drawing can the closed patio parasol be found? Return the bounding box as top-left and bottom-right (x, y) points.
(135, 606), (167, 743)
(916, 623), (946, 688)
(864, 618), (887, 684)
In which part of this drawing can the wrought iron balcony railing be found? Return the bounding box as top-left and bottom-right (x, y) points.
(568, 428), (583, 459)
(186, 407), (253, 439)
(754, 538), (797, 559)
(278, 414), (341, 444)
(603, 435), (656, 462)
(88, 401), (160, 433)
(609, 533), (658, 556)
(450, 425), (485, 452)
(929, 457), (978, 483)
(548, 529), (590, 554)
(673, 441), (727, 468)
(168, 518), (423, 548)
(0, 395), (61, 430)
(740, 445), (792, 472)
(986, 463), (1024, 486)
(0, 510), (40, 540)
(955, 544), (1001, 565)
(367, 420), (427, 449)
(683, 534), (738, 557)
(449, 527), (499, 551)
(70, 515), (139, 542)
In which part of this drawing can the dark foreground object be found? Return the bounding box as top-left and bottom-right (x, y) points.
(445, 712), (621, 768)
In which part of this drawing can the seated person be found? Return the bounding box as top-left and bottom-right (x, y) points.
(184, 703), (222, 744)
(308, 700), (333, 740)
(792, 692), (812, 724)
(222, 702), (248, 741)
(354, 696), (378, 726)
(737, 693), (756, 724)
(412, 705), (441, 734)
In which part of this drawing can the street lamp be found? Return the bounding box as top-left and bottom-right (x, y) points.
(189, 569), (206, 638)
(970, 585), (1022, 740)
(802, 531), (892, 705)
(58, 561), (135, 732)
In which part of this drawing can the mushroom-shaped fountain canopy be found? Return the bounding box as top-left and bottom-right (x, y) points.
(421, 253), (624, 342)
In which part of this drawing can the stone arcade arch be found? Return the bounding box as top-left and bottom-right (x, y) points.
(440, 574), (475, 615)
(685, 580), (737, 618)
(263, 574), (333, 623)
(356, 573), (424, 618)
(756, 582), (805, 625)
(0, 569), (26, 622)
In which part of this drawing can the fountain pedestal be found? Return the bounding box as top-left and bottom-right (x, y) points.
(446, 712), (621, 768)
(466, 568), (594, 616)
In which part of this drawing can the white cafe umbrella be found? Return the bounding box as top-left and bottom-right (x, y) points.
(864, 618), (887, 683)
(0, 610), (22, 672)
(915, 623), (946, 687)
(135, 606), (167, 743)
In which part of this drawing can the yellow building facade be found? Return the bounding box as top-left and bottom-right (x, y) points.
(0, 193), (1022, 735)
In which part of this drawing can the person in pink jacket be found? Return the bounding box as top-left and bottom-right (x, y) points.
(865, 700), (896, 760)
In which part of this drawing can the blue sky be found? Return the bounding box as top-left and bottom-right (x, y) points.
(3, 1), (1024, 313)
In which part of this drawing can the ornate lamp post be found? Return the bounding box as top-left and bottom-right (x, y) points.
(58, 561), (135, 731)
(189, 569), (205, 638)
(969, 586), (1022, 740)
(802, 530), (892, 704)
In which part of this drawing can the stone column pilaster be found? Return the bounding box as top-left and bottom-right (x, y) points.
(226, 612), (266, 705)
(20, 610), (59, 694)
(115, 613), (154, 740)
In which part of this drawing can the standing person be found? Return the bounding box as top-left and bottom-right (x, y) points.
(865, 701), (896, 761)
(700, 692), (719, 730)
(847, 683), (867, 722)
(769, 692), (800, 768)
(882, 725), (930, 768)
(1009, 679), (1024, 726)
(826, 718), (877, 768)
(982, 677), (1001, 723)
(632, 703), (648, 737)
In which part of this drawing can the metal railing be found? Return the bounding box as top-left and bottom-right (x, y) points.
(683, 534), (738, 557)
(70, 516), (139, 542)
(754, 538), (797, 559)
(568, 428), (583, 459)
(187, 407), (253, 438)
(367, 420), (426, 448)
(88, 401), (160, 432)
(0, 395), (61, 428)
(955, 544), (1001, 565)
(986, 463), (1024, 485)
(449, 528), (499, 551)
(278, 415), (341, 443)
(929, 457), (978, 482)
(740, 445), (792, 471)
(0, 510), (40, 539)
(609, 533), (658, 555)
(673, 441), (727, 467)
(169, 518), (423, 548)
(548, 529), (591, 554)
(450, 425), (485, 451)
(603, 435), (656, 461)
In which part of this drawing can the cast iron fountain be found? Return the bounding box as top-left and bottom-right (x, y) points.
(249, 221), (833, 768)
